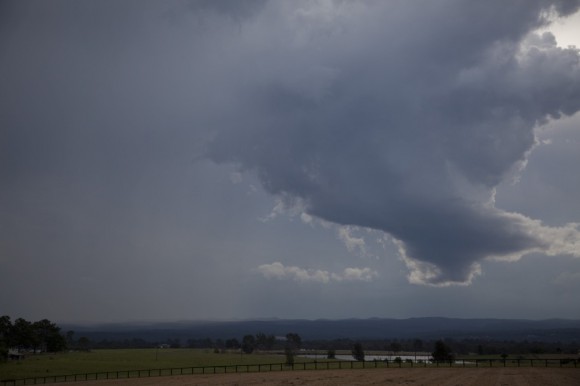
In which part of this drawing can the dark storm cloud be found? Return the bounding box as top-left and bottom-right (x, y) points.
(206, 0), (580, 285)
(1, 0), (580, 297)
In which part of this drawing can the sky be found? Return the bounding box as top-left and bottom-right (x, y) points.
(1, 0), (580, 323)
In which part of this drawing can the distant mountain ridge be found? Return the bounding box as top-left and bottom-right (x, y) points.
(60, 317), (580, 343)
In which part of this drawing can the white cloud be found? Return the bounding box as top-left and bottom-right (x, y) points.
(337, 226), (366, 254)
(300, 212), (313, 224)
(394, 211), (580, 287)
(259, 196), (309, 222)
(341, 267), (377, 282)
(257, 262), (377, 284)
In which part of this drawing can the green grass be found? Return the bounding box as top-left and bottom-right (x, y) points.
(2, 350), (577, 381)
(0, 349), (293, 380)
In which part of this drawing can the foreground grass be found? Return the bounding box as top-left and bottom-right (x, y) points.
(2, 349), (577, 381)
(0, 349), (294, 380)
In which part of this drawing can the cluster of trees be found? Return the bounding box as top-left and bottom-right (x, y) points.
(79, 335), (579, 356)
(302, 337), (579, 356)
(349, 340), (453, 362)
(236, 332), (302, 365)
(1, 316), (67, 360)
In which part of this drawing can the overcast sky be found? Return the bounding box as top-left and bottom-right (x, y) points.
(2, 0), (580, 323)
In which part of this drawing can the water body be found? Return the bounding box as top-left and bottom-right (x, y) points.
(300, 354), (433, 362)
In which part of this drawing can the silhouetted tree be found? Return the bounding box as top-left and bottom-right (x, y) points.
(11, 318), (33, 349)
(285, 333), (302, 365)
(0, 315), (10, 361)
(225, 338), (240, 349)
(78, 337), (91, 351)
(352, 342), (365, 361)
(255, 332), (276, 351)
(432, 340), (454, 362)
(242, 334), (255, 354)
(32, 319), (66, 352)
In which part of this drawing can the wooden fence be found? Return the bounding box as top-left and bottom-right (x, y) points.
(1, 358), (578, 385)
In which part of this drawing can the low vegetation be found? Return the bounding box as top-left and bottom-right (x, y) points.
(0, 348), (296, 380)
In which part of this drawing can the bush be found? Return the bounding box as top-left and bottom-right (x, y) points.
(285, 347), (295, 365)
(352, 343), (365, 362)
(327, 349), (336, 359)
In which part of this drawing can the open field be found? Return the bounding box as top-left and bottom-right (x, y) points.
(55, 368), (580, 386)
(1, 349), (578, 385)
(0, 349), (292, 380)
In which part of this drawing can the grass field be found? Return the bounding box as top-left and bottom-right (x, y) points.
(1, 349), (578, 383)
(0, 349), (293, 380)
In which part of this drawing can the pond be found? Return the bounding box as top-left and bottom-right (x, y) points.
(299, 354), (433, 362)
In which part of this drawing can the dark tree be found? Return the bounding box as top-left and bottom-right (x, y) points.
(0, 316), (11, 340)
(225, 338), (240, 349)
(11, 318), (33, 349)
(77, 336), (91, 351)
(0, 315), (10, 361)
(255, 332), (276, 351)
(32, 319), (66, 352)
(284, 346), (295, 365)
(242, 334), (256, 354)
(352, 342), (365, 361)
(285, 333), (302, 365)
(432, 340), (454, 362)
(286, 333), (302, 349)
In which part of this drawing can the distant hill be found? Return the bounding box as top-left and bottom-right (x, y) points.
(60, 317), (580, 343)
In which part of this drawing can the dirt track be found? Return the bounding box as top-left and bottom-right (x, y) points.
(62, 368), (580, 386)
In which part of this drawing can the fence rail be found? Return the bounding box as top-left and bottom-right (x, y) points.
(1, 358), (578, 385)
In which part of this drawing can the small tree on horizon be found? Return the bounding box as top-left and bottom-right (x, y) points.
(432, 340), (454, 362)
(327, 349), (336, 359)
(241, 335), (255, 354)
(352, 342), (365, 361)
(285, 333), (302, 365)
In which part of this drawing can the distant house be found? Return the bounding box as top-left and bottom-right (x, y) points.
(158, 344), (170, 349)
(8, 349), (25, 360)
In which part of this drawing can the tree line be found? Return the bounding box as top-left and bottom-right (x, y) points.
(74, 334), (579, 356)
(0, 316), (67, 360)
(3, 314), (577, 363)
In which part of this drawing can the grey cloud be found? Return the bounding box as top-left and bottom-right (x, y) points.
(206, 0), (580, 285)
(2, 0), (580, 327)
